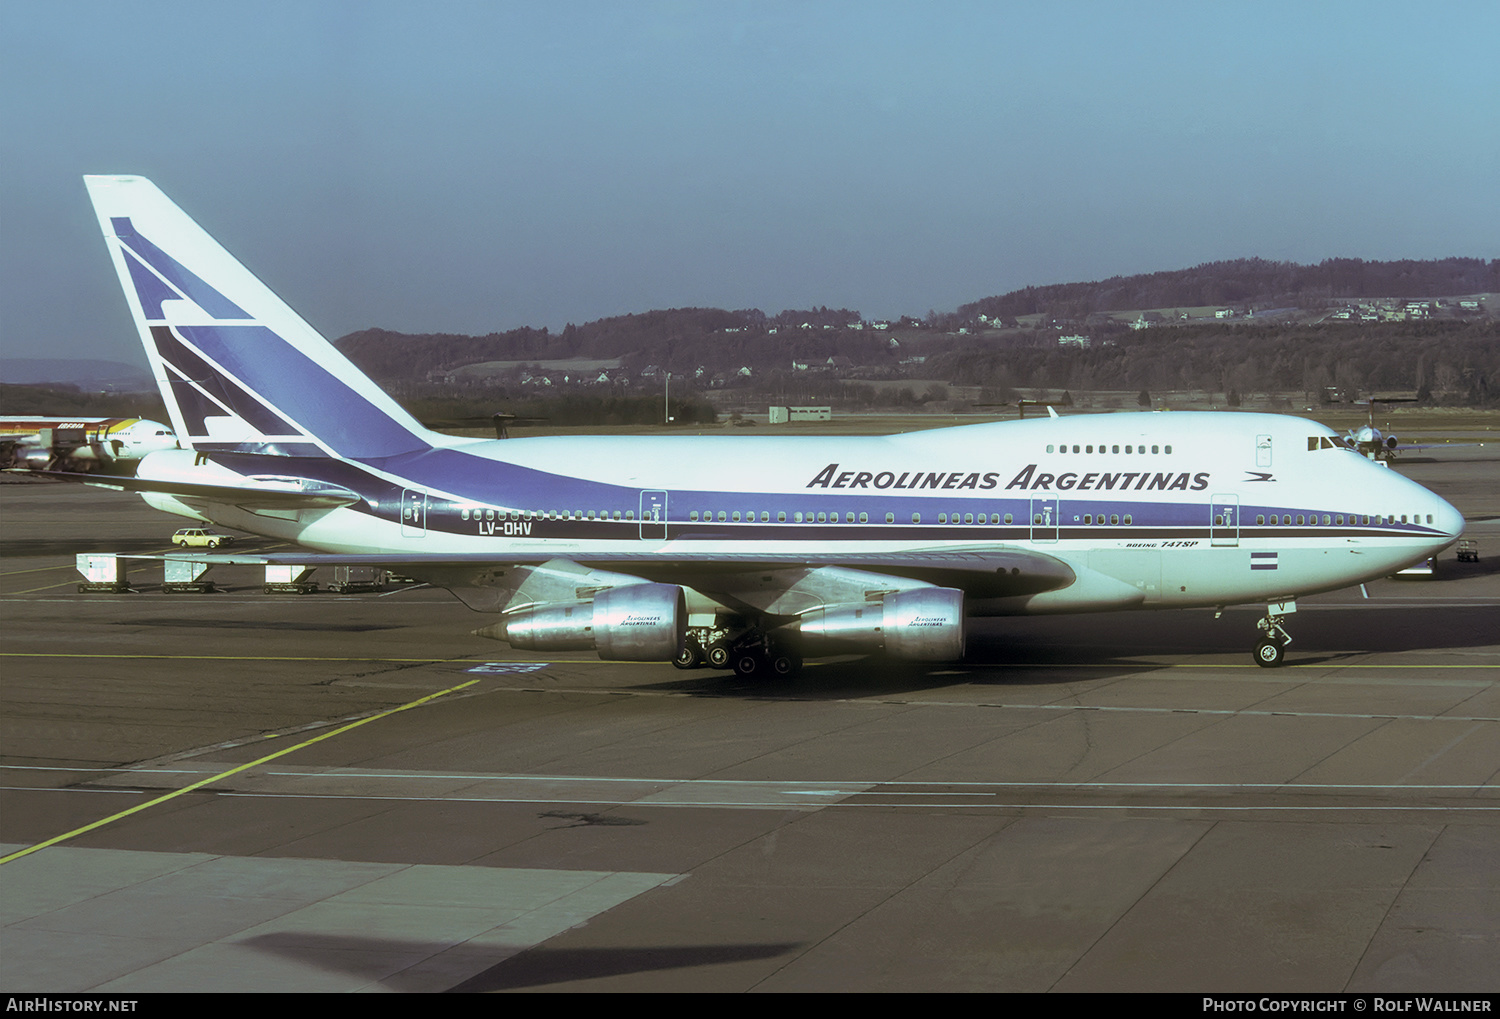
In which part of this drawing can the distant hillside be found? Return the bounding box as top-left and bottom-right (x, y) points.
(0, 382), (168, 419)
(335, 306), (879, 380)
(955, 257), (1498, 324)
(0, 358), (154, 391)
(335, 258), (1497, 381)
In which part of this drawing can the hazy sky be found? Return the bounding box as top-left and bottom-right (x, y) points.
(2, 0), (1496, 367)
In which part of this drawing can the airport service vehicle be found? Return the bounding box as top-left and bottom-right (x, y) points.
(0, 417), (177, 472)
(20, 175), (1464, 674)
(171, 527), (234, 548)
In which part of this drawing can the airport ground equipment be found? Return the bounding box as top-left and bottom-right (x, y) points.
(1456, 539), (1479, 563)
(75, 554), (132, 594)
(264, 564), (317, 594)
(162, 558), (215, 593)
(327, 565), (387, 593)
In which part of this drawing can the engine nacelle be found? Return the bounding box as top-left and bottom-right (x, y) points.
(480, 583), (686, 661)
(18, 446), (53, 469)
(593, 584), (687, 661)
(793, 587), (965, 661)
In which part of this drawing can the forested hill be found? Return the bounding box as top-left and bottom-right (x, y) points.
(336, 306), (868, 379)
(332, 257), (1497, 381)
(957, 257), (1498, 323)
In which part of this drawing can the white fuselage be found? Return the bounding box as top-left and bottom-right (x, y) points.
(135, 411), (1463, 614)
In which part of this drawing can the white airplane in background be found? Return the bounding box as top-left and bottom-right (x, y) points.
(0, 416), (178, 472)
(20, 175), (1463, 674)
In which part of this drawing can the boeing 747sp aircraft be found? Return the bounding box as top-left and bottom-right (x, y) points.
(26, 176), (1463, 674)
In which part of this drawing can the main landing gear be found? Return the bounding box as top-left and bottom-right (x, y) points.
(1253, 599), (1295, 668)
(673, 626), (802, 678)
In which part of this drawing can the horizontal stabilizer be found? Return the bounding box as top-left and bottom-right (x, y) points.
(6, 468), (360, 510)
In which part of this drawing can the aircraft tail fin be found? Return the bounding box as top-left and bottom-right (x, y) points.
(84, 176), (433, 459)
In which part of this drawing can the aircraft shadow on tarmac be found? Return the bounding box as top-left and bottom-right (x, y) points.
(238, 933), (802, 992)
(636, 602), (1500, 700)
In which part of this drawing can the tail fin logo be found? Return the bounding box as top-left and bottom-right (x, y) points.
(112, 217), (249, 321)
(88, 176), (433, 460)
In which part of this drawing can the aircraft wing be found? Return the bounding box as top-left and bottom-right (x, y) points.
(143, 547), (1075, 601)
(5, 468), (361, 510)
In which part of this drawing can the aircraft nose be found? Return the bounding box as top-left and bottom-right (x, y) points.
(1431, 492), (1464, 542)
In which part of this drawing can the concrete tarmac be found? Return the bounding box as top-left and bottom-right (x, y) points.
(1, 455), (1496, 992)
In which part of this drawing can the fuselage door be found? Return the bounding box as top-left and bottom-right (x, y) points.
(639, 490), (667, 540)
(1031, 494), (1058, 543)
(401, 489), (427, 537)
(1211, 493), (1239, 547)
(1256, 434), (1272, 468)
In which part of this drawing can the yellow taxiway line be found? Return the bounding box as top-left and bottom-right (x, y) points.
(0, 678), (480, 865)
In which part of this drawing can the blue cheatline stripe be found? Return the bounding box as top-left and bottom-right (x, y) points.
(154, 329), (301, 438)
(112, 218), (249, 320)
(179, 326), (428, 459)
(121, 248), (184, 319)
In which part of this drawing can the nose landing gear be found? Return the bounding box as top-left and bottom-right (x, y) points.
(1254, 599), (1295, 667)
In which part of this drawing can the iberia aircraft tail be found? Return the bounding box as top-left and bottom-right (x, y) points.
(83, 175), (433, 460)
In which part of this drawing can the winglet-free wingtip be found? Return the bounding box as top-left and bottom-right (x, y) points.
(1047, 406), (1060, 419)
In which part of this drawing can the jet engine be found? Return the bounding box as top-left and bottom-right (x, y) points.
(479, 583), (686, 661)
(791, 587), (965, 661)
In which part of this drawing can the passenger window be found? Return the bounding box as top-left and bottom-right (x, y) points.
(886, 512), (895, 523)
(1005, 513), (1013, 524)
(912, 513), (921, 523)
